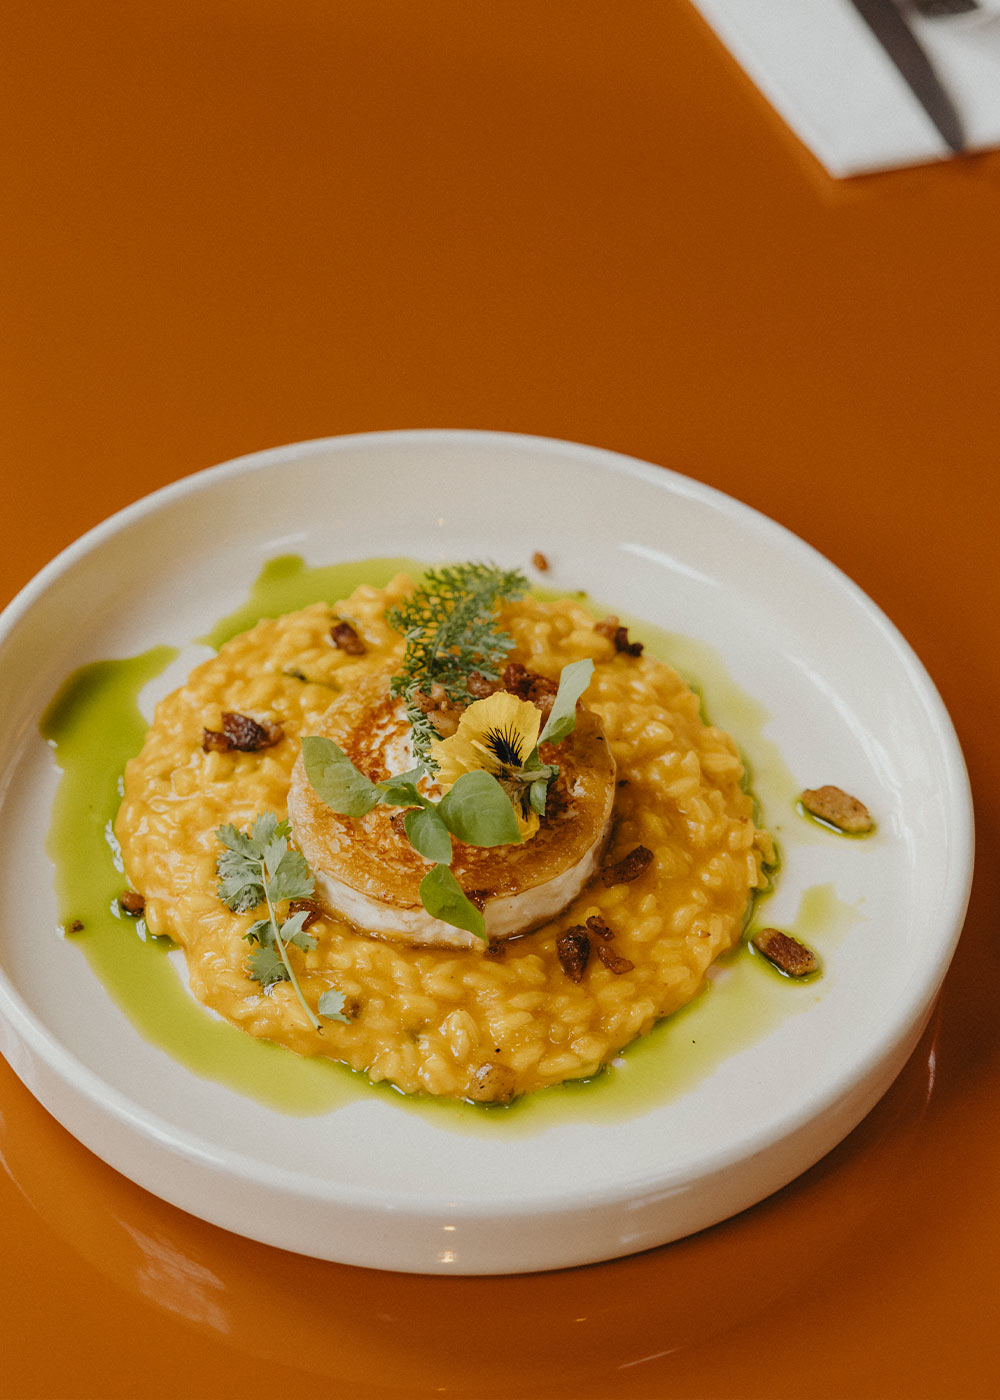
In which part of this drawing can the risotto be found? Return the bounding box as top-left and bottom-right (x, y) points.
(115, 573), (774, 1102)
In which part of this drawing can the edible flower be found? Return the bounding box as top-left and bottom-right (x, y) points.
(431, 691), (543, 838)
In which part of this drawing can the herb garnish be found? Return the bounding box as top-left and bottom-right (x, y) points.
(215, 814), (350, 1027)
(386, 562), (528, 770)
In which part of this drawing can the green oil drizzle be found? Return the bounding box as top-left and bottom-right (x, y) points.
(202, 554), (422, 649)
(41, 556), (838, 1129)
(41, 645), (360, 1115)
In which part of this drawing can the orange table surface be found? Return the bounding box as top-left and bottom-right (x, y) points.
(3, 4), (999, 1398)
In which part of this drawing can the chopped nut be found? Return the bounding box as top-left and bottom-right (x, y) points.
(556, 926), (590, 982)
(202, 712), (284, 753)
(800, 785), (873, 834)
(594, 942), (635, 975)
(600, 845), (654, 887)
(411, 683), (447, 713)
(201, 727), (232, 752)
(411, 683), (463, 736)
(288, 898), (323, 929)
(501, 661), (559, 709)
(466, 670), (502, 699)
(467, 1060), (517, 1104)
(585, 915), (615, 941)
(753, 927), (818, 977)
(531, 551), (550, 572)
(594, 616), (643, 657)
(119, 889), (145, 916)
(330, 619), (366, 655)
(66, 919), (85, 934)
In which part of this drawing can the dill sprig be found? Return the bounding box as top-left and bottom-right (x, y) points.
(386, 562), (528, 769)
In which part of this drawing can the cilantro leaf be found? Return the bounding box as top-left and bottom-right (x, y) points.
(216, 845), (265, 913)
(215, 815), (326, 1029)
(266, 847), (314, 903)
(261, 828), (289, 883)
(248, 945), (288, 988)
(280, 908), (317, 953)
(318, 988), (352, 1023)
(216, 822), (259, 859)
(249, 811), (287, 851)
(244, 917), (277, 947)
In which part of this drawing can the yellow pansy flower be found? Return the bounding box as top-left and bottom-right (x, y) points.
(430, 691), (542, 839)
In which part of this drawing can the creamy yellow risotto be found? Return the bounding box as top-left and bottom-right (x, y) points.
(115, 574), (774, 1102)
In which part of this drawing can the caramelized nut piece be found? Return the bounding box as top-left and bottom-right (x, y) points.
(288, 898), (323, 929)
(466, 669), (501, 698)
(531, 550), (550, 571)
(594, 615), (644, 656)
(594, 941), (634, 975)
(330, 619), (366, 655)
(411, 682), (463, 736)
(600, 845), (654, 887)
(119, 889), (145, 916)
(800, 785), (873, 834)
(753, 927), (818, 977)
(202, 712), (284, 753)
(501, 661), (558, 703)
(556, 926), (591, 982)
(467, 1060), (517, 1103)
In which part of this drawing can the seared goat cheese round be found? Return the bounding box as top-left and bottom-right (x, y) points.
(287, 671), (616, 949)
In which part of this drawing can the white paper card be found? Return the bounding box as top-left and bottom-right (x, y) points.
(690, 0), (1000, 175)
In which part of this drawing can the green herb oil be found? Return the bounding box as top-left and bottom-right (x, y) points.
(41, 555), (846, 1129)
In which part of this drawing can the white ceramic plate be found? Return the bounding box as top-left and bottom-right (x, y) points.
(0, 431), (974, 1274)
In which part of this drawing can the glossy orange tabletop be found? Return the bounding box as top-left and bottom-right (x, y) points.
(3, 4), (999, 1397)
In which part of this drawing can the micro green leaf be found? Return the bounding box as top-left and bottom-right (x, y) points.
(301, 735), (381, 817)
(538, 658), (594, 746)
(376, 771), (429, 808)
(437, 769), (522, 848)
(404, 804), (454, 864)
(529, 775), (550, 815)
(419, 863), (487, 939)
